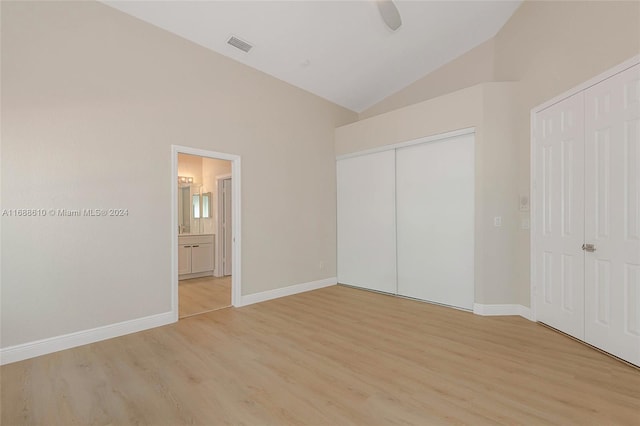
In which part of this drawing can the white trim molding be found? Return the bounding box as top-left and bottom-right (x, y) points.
(239, 278), (337, 307)
(531, 55), (639, 115)
(172, 145), (242, 310)
(0, 311), (174, 365)
(215, 174), (232, 278)
(336, 127), (475, 160)
(473, 303), (533, 321)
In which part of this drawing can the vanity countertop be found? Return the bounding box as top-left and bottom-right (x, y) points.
(179, 234), (215, 245)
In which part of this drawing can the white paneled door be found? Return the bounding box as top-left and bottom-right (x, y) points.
(396, 134), (475, 310)
(337, 150), (397, 293)
(534, 61), (640, 366)
(584, 64), (640, 365)
(533, 92), (586, 340)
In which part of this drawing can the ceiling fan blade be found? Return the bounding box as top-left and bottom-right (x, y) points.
(377, 0), (402, 31)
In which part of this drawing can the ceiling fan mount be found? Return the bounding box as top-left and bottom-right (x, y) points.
(376, 0), (402, 31)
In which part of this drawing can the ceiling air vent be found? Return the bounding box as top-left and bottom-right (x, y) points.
(227, 36), (253, 53)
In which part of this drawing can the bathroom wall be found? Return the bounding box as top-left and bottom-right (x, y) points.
(201, 158), (231, 235)
(177, 153), (203, 184)
(176, 154), (232, 237)
(177, 153), (203, 234)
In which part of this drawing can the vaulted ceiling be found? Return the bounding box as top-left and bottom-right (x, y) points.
(103, 1), (522, 112)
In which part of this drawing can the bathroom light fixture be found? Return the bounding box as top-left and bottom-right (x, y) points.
(178, 176), (194, 184)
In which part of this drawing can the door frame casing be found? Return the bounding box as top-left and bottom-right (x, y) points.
(529, 54), (640, 322)
(171, 145), (242, 319)
(215, 174), (232, 278)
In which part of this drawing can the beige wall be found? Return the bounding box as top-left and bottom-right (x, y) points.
(336, 85), (484, 157)
(479, 83), (519, 304)
(347, 0), (640, 306)
(359, 39), (497, 120)
(494, 0), (640, 305)
(0, 1), (356, 348)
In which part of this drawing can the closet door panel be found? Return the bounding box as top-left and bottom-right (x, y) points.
(533, 93), (586, 340)
(584, 63), (640, 365)
(396, 134), (474, 310)
(337, 151), (397, 293)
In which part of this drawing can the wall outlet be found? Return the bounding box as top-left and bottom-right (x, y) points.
(319, 261), (324, 271)
(494, 216), (502, 227)
(521, 217), (530, 230)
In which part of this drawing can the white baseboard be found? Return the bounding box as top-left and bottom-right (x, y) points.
(473, 303), (533, 321)
(239, 277), (337, 307)
(1, 286), (532, 365)
(1, 277), (337, 365)
(518, 306), (534, 321)
(0, 311), (175, 365)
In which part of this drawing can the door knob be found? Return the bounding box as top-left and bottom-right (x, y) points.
(582, 243), (596, 252)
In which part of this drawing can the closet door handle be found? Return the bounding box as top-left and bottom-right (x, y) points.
(192, 245), (199, 248)
(582, 243), (596, 252)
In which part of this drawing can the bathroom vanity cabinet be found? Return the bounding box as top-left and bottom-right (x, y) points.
(178, 234), (215, 279)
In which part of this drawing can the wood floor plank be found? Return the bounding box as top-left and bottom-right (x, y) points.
(2, 285), (639, 425)
(178, 275), (231, 318)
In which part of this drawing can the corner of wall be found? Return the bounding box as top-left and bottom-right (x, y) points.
(358, 37), (499, 120)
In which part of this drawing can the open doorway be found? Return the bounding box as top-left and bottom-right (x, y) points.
(171, 146), (241, 320)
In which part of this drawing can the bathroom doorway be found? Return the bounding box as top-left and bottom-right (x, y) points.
(171, 146), (241, 320)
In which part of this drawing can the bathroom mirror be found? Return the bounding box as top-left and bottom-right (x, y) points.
(178, 182), (210, 234)
(178, 185), (191, 234)
(202, 192), (211, 219)
(192, 193), (200, 219)
(192, 192), (211, 219)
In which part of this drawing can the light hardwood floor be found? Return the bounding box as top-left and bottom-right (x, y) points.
(179, 275), (231, 318)
(2, 285), (639, 425)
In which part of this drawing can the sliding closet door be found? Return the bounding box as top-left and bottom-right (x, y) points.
(584, 63), (640, 365)
(396, 134), (475, 309)
(337, 151), (397, 293)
